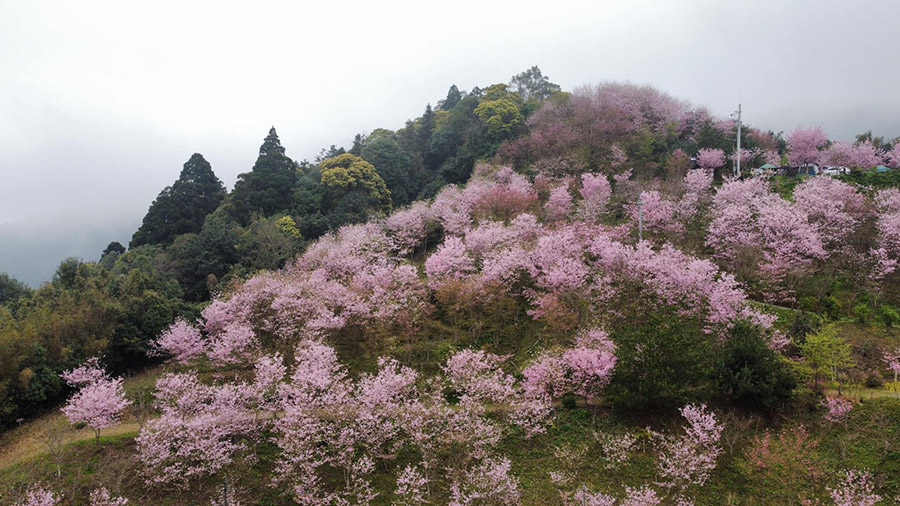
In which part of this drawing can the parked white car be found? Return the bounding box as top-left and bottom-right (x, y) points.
(822, 166), (849, 176)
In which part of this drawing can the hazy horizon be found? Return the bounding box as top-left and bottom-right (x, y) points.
(3, 0), (900, 286)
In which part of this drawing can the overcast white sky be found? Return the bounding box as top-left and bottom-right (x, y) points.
(2, 0), (899, 285)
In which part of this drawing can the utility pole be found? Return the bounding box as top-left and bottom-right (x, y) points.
(734, 103), (742, 178)
(638, 194), (644, 242)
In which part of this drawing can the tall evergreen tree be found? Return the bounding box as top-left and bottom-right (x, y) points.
(130, 154), (226, 247)
(229, 127), (299, 224)
(439, 84), (463, 111)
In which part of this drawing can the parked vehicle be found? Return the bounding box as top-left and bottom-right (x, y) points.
(822, 166), (848, 176)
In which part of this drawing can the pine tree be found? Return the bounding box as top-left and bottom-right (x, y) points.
(440, 84), (463, 111)
(131, 153), (226, 247)
(229, 127), (299, 224)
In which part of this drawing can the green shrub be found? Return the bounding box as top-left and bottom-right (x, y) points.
(821, 295), (841, 320)
(881, 306), (899, 327)
(854, 303), (872, 324)
(798, 297), (817, 313)
(717, 322), (797, 409)
(790, 312), (822, 342)
(607, 303), (716, 410)
(865, 371), (885, 389)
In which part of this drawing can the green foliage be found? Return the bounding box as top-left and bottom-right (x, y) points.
(790, 311), (822, 342)
(839, 168), (900, 189)
(854, 303), (872, 324)
(0, 273), (30, 307)
(880, 305), (899, 327)
(439, 84), (463, 111)
(320, 153), (392, 216)
(509, 65), (561, 102)
(608, 303), (716, 410)
(474, 94), (524, 141)
(234, 215), (305, 275)
(800, 324), (856, 387)
(170, 210), (241, 301)
(717, 322), (796, 409)
(131, 153), (226, 247)
(360, 133), (414, 206)
(0, 250), (192, 428)
(229, 128), (298, 225)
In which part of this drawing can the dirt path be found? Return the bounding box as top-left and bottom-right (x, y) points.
(826, 388), (900, 400)
(0, 413), (140, 471)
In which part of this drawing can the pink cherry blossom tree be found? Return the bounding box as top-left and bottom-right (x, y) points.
(631, 190), (682, 236)
(60, 361), (131, 445)
(545, 184), (574, 222)
(152, 319), (207, 365)
(887, 143), (900, 168)
(822, 141), (856, 168)
(395, 465), (429, 505)
(793, 177), (867, 247)
(523, 328), (617, 401)
(849, 140), (885, 169)
(696, 148), (725, 171)
(425, 237), (475, 289)
(385, 202), (433, 256)
(136, 372), (258, 487)
(448, 457), (520, 506)
(61, 357), (108, 387)
(655, 404), (723, 493)
(787, 127), (828, 166)
(579, 173), (612, 221)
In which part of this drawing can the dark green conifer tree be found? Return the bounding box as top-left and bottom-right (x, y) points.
(229, 127), (299, 224)
(131, 153), (226, 247)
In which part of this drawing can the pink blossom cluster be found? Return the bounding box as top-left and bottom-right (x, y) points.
(823, 141), (887, 169)
(884, 349), (900, 381)
(61, 357), (108, 387)
(60, 359), (131, 443)
(871, 189), (900, 279)
(270, 343), (546, 504)
(384, 202), (433, 256)
(568, 486), (661, 506)
(696, 148), (725, 170)
(136, 368), (265, 487)
(787, 127), (828, 166)
(679, 169), (713, 218)
(394, 465), (429, 505)
(89, 487), (129, 506)
(21, 487), (58, 506)
(888, 144), (900, 168)
(152, 319), (206, 365)
(707, 179), (828, 299)
(578, 173), (612, 221)
(591, 240), (774, 332)
(433, 167), (538, 231)
(631, 190), (682, 235)
(448, 457), (521, 506)
(793, 177), (867, 247)
(822, 397), (854, 423)
(829, 470), (882, 506)
(655, 404), (723, 491)
(545, 183), (574, 222)
(523, 328), (617, 400)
